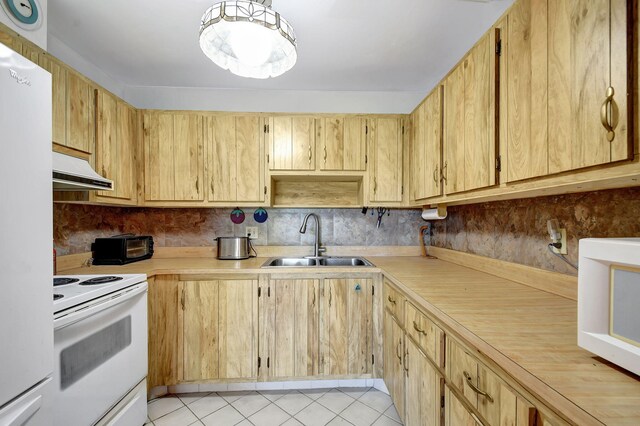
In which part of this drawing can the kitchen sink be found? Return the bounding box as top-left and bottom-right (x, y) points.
(261, 257), (374, 268)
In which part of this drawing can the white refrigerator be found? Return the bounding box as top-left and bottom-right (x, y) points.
(0, 42), (53, 425)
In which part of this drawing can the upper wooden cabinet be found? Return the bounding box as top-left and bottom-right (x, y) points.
(66, 72), (95, 154)
(143, 112), (204, 202)
(268, 116), (316, 171)
(205, 115), (265, 203)
(504, 0), (632, 181)
(317, 117), (367, 171)
(95, 90), (137, 204)
(442, 32), (498, 195)
(368, 117), (404, 203)
(412, 88), (442, 201)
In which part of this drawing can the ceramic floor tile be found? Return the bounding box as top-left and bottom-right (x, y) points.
(337, 388), (371, 400)
(188, 393), (229, 418)
(154, 406), (198, 426)
(326, 417), (355, 425)
(339, 401), (381, 426)
(294, 402), (337, 426)
(260, 389), (291, 402)
(281, 418), (304, 426)
(236, 421), (253, 426)
(357, 390), (393, 413)
(248, 403), (292, 426)
(201, 405), (245, 426)
(371, 415), (401, 426)
(176, 392), (211, 405)
(299, 388), (330, 400)
(382, 405), (401, 423)
(148, 396), (185, 421)
(231, 393), (271, 418)
(316, 390), (355, 414)
(219, 391), (254, 403)
(274, 392), (314, 416)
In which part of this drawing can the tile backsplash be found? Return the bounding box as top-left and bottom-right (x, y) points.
(53, 205), (424, 256)
(430, 187), (640, 276)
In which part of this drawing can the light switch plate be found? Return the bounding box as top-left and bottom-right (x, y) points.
(246, 226), (258, 239)
(551, 228), (568, 255)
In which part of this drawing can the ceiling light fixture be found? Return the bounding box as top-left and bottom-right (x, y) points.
(199, 0), (297, 79)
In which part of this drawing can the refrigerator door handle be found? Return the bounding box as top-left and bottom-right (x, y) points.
(1, 394), (42, 426)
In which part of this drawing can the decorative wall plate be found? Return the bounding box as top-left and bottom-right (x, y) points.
(1, 0), (43, 30)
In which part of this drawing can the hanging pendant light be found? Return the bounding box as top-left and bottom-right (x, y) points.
(199, 0), (297, 79)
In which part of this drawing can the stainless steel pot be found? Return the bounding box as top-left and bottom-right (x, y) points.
(216, 237), (253, 260)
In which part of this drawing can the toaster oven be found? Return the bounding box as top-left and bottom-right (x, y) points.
(91, 235), (154, 265)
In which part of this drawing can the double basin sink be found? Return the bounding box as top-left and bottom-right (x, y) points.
(262, 256), (374, 268)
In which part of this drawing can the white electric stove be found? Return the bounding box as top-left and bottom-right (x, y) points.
(52, 274), (148, 426)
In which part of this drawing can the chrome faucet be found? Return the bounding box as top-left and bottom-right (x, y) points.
(299, 213), (326, 259)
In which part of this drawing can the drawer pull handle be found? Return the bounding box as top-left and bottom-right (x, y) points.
(387, 296), (396, 305)
(396, 340), (402, 362)
(413, 321), (428, 336)
(403, 349), (409, 374)
(463, 371), (494, 403)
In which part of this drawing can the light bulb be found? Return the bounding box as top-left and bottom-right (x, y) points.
(228, 22), (273, 67)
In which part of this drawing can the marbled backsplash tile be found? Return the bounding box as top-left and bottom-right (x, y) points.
(430, 187), (640, 276)
(53, 205), (424, 255)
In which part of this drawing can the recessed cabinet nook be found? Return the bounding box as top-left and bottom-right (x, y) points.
(5, 0), (639, 423)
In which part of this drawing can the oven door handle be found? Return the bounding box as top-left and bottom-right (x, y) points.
(54, 283), (147, 331)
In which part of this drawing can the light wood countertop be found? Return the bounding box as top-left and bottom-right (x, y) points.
(62, 255), (640, 424)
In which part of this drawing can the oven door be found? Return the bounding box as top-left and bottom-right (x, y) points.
(53, 283), (148, 426)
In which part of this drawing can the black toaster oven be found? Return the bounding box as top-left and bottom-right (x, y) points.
(91, 235), (154, 265)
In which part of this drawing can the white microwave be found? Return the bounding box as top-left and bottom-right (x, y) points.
(578, 238), (640, 376)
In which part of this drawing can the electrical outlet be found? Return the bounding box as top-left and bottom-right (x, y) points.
(246, 226), (258, 239)
(551, 228), (568, 255)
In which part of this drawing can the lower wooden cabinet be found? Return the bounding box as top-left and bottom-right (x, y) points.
(445, 386), (483, 426)
(405, 337), (442, 426)
(384, 309), (406, 424)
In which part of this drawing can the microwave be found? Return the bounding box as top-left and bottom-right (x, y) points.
(578, 238), (640, 376)
(91, 235), (154, 265)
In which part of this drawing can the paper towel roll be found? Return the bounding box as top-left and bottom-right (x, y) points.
(422, 207), (447, 220)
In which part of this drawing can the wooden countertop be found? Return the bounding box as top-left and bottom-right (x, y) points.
(63, 255), (640, 424)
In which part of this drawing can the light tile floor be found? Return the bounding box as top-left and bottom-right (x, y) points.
(145, 388), (403, 426)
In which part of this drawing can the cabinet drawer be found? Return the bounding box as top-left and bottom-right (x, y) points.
(406, 302), (443, 367)
(384, 281), (404, 326)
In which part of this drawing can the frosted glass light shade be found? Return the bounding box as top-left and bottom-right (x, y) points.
(199, 1), (297, 79)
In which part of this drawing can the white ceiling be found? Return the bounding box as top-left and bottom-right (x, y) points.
(47, 0), (514, 112)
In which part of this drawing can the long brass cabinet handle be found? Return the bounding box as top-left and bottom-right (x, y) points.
(373, 177), (377, 193)
(403, 349), (409, 374)
(442, 161), (448, 183)
(323, 146), (327, 162)
(433, 165), (439, 187)
(413, 321), (428, 336)
(600, 86), (616, 142)
(387, 295), (396, 305)
(396, 340), (402, 362)
(308, 145), (312, 164)
(463, 371), (494, 403)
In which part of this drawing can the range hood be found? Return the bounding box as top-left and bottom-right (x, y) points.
(52, 152), (113, 191)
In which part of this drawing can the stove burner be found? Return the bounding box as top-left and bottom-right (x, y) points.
(79, 276), (124, 286)
(53, 294), (63, 300)
(54, 277), (80, 287)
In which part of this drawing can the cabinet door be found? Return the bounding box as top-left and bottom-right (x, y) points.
(207, 115), (236, 202)
(219, 279), (258, 379)
(548, 0), (629, 172)
(405, 338), (441, 426)
(369, 118), (403, 203)
(66, 72), (95, 154)
(148, 276), (182, 388)
(116, 102), (137, 202)
(444, 63), (466, 194)
(236, 116), (265, 202)
(464, 33), (495, 191)
(262, 279), (320, 378)
(40, 56), (67, 147)
(322, 279), (372, 376)
(445, 387), (483, 426)
(384, 311), (405, 423)
(447, 339), (479, 408)
(95, 92), (118, 199)
(478, 364), (537, 426)
(183, 281), (219, 381)
(412, 91), (443, 201)
(320, 117), (367, 171)
(269, 116), (315, 171)
(144, 112), (204, 202)
(506, 0), (549, 181)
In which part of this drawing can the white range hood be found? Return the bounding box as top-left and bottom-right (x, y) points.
(52, 152), (113, 191)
